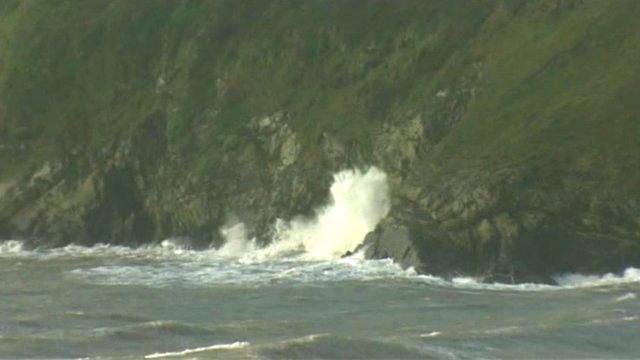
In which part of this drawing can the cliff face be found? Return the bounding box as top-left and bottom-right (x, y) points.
(1, 0), (639, 282)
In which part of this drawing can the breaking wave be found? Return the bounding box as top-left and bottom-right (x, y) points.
(0, 240), (24, 254)
(144, 341), (249, 358)
(0, 239), (217, 260)
(443, 268), (640, 291)
(555, 268), (640, 287)
(2, 238), (639, 291)
(271, 166), (389, 260)
(220, 166), (390, 262)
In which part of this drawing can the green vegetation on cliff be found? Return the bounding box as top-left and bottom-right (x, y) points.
(1, 0), (638, 282)
(2, 1), (638, 179)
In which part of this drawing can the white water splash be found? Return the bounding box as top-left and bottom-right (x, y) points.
(0, 240), (217, 261)
(246, 167), (390, 261)
(555, 268), (640, 288)
(443, 268), (640, 291)
(218, 222), (256, 258)
(0, 240), (24, 254)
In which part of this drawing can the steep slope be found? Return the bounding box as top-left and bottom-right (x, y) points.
(1, 0), (638, 282)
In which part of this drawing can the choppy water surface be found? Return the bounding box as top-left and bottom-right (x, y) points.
(1, 240), (639, 359)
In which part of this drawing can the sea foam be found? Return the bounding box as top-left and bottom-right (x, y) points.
(0, 240), (24, 254)
(235, 166), (390, 261)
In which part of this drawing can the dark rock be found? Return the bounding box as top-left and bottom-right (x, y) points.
(362, 223), (427, 273)
(360, 212), (561, 285)
(0, 219), (11, 239)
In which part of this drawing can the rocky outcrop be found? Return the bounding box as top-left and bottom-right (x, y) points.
(360, 222), (427, 273)
(0, 109), (337, 250)
(360, 163), (640, 284)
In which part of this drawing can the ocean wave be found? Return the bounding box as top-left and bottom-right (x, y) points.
(66, 311), (151, 323)
(437, 268), (640, 292)
(68, 254), (418, 288)
(275, 333), (331, 345)
(3, 239), (640, 291)
(93, 320), (216, 340)
(256, 335), (429, 359)
(615, 292), (637, 302)
(555, 268), (640, 288)
(0, 239), (218, 261)
(419, 331), (442, 338)
(144, 341), (249, 358)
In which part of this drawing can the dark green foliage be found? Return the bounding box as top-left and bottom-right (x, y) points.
(1, 0), (638, 188)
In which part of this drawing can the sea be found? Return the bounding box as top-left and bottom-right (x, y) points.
(1, 168), (639, 359)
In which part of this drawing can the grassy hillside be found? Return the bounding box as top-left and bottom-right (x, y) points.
(0, 0), (638, 281)
(442, 0), (640, 183)
(2, 1), (638, 183)
(1, 0), (495, 176)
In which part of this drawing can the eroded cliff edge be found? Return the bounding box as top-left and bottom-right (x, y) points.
(1, 0), (639, 283)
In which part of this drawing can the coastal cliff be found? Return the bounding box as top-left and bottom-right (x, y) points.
(1, 0), (639, 282)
